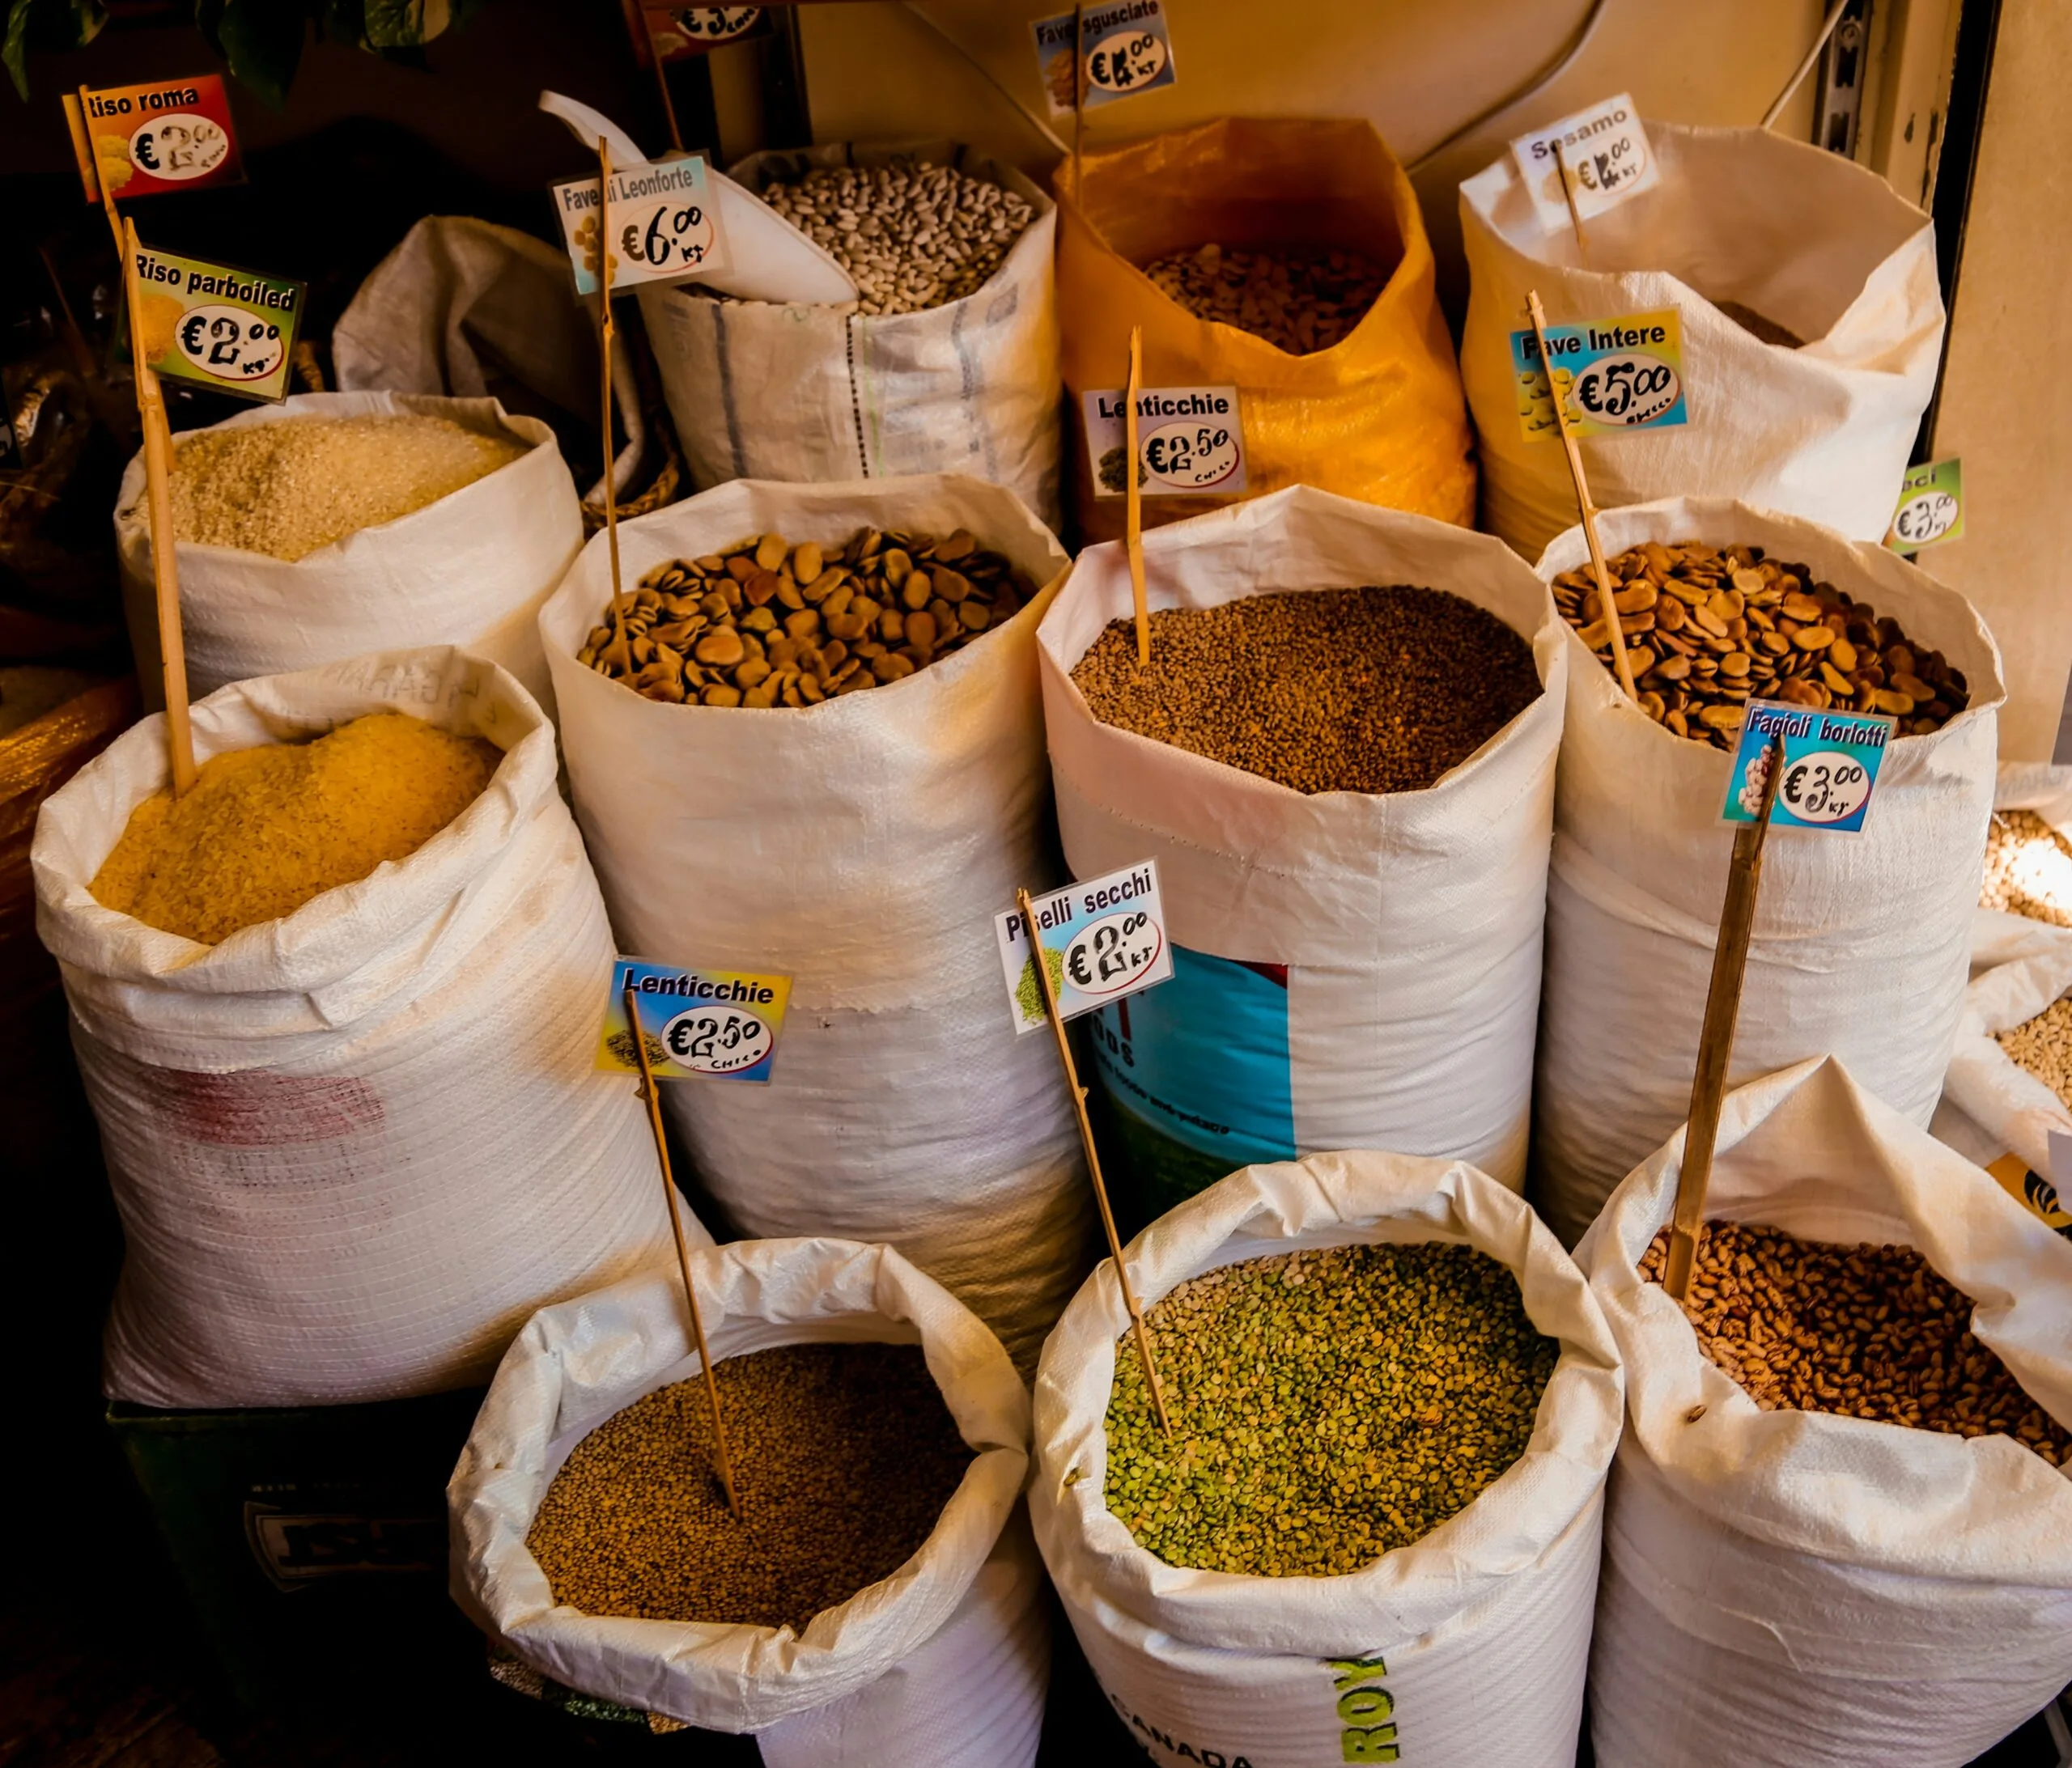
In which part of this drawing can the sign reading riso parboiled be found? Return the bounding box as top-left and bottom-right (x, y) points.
(995, 861), (1173, 1036)
(1512, 308), (1686, 441)
(63, 74), (243, 202)
(125, 246), (304, 404)
(598, 957), (792, 1082)
(1083, 386), (1246, 498)
(551, 155), (728, 296)
(1720, 699), (1896, 835)
(1032, 0), (1176, 116)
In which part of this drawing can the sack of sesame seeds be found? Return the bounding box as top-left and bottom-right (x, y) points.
(1037, 484), (1565, 1209)
(451, 1236), (1048, 1766)
(115, 391), (580, 710)
(1531, 498), (2002, 1248)
(1460, 119), (1945, 558)
(1028, 1149), (1624, 1768)
(640, 142), (1062, 528)
(31, 646), (681, 1407)
(1577, 1055), (2072, 1768)
(1057, 117), (1477, 545)
(538, 473), (1089, 1372)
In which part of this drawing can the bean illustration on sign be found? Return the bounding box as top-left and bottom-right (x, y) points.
(996, 861), (1174, 1036)
(1084, 386), (1246, 498)
(124, 245), (305, 404)
(1032, 1), (1178, 115)
(597, 957), (792, 1082)
(1509, 93), (1659, 232)
(1886, 457), (1964, 553)
(1512, 308), (1686, 441)
(551, 155), (729, 296)
(1721, 700), (1896, 834)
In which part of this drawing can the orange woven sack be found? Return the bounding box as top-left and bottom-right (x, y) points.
(1056, 117), (1476, 542)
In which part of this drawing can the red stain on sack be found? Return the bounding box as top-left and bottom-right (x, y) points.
(150, 1069), (385, 1147)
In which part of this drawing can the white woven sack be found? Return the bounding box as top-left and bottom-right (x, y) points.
(1532, 498), (2002, 1247)
(1030, 1151), (1623, 1768)
(32, 647), (678, 1407)
(1460, 120), (1943, 558)
(639, 142), (1061, 528)
(541, 474), (1085, 1370)
(451, 1237), (1047, 1767)
(116, 391), (580, 707)
(1038, 484), (1565, 1195)
(1942, 922), (2072, 1185)
(1577, 1055), (2072, 1768)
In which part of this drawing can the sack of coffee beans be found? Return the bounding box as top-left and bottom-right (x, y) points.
(116, 392), (580, 710)
(1057, 117), (1475, 544)
(1531, 498), (2001, 1247)
(1577, 1056), (2072, 1768)
(1461, 120), (1943, 558)
(640, 143), (1060, 528)
(1038, 484), (1562, 1210)
(540, 474), (1086, 1370)
(1030, 1148), (1622, 1768)
(452, 1237), (1047, 1767)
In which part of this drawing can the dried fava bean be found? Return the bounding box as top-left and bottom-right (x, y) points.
(1072, 586), (1540, 795)
(526, 1342), (971, 1630)
(1981, 809), (2072, 928)
(1141, 243), (1389, 354)
(583, 526), (1035, 706)
(1994, 996), (2072, 1109)
(1106, 1242), (1558, 1575)
(1552, 539), (1971, 753)
(1641, 1221), (2072, 1465)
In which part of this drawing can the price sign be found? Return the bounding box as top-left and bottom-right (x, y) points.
(1511, 307), (1687, 442)
(122, 244), (304, 404)
(550, 155), (729, 296)
(1988, 1151), (2072, 1241)
(1509, 93), (1660, 232)
(62, 74), (244, 202)
(626, 2), (770, 61)
(1886, 458), (1964, 554)
(1032, 0), (1177, 115)
(1721, 700), (1896, 836)
(996, 860), (1174, 1036)
(598, 957), (792, 1082)
(1082, 385), (1246, 498)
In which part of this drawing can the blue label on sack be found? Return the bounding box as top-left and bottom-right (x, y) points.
(1720, 699), (1897, 835)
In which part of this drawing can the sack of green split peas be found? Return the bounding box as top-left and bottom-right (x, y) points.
(1531, 497), (2002, 1247)
(31, 647), (679, 1407)
(1578, 1056), (2072, 1768)
(450, 1236), (1048, 1767)
(1030, 1151), (1623, 1768)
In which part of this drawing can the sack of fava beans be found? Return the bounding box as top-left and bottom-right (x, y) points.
(541, 474), (1087, 1370)
(1038, 485), (1563, 1213)
(641, 143), (1061, 527)
(1030, 1151), (1623, 1768)
(116, 392), (580, 708)
(452, 1237), (1047, 1768)
(1579, 1056), (2072, 1768)
(1531, 498), (2002, 1246)
(32, 647), (678, 1407)
(1461, 119), (1944, 558)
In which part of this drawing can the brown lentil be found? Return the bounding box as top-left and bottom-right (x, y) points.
(580, 526), (1034, 707)
(1982, 809), (2072, 927)
(527, 1342), (973, 1631)
(1641, 1220), (2072, 1465)
(1104, 1242), (1559, 1576)
(1715, 300), (1804, 349)
(1552, 539), (1969, 751)
(1072, 585), (1541, 795)
(1142, 243), (1387, 354)
(1994, 997), (2072, 1109)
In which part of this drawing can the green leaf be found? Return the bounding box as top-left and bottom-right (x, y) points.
(215, 0), (306, 106)
(5, 0), (105, 99)
(361, 0), (431, 47)
(4, 0), (36, 100)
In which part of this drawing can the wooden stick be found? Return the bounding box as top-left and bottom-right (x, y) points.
(1071, 2), (1085, 194)
(1017, 888), (1171, 1433)
(1526, 288), (1637, 703)
(637, 6), (686, 153)
(597, 140), (633, 676)
(1125, 325), (1149, 668)
(1662, 734), (1785, 1302)
(120, 218), (197, 797)
(625, 982), (741, 1518)
(1552, 140), (1590, 261)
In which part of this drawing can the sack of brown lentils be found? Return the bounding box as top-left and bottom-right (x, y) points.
(640, 143), (1061, 527)
(1038, 483), (1563, 1206)
(538, 473), (1087, 1370)
(1056, 117), (1477, 545)
(115, 391), (580, 710)
(1531, 498), (2002, 1247)
(1577, 1055), (2072, 1768)
(1029, 1148), (1624, 1768)
(451, 1236), (1047, 1766)
(1460, 120), (1944, 558)
(31, 646), (680, 1407)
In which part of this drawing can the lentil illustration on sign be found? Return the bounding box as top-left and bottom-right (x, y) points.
(598, 956), (792, 1081)
(995, 859), (1173, 1036)
(1512, 307), (1686, 442)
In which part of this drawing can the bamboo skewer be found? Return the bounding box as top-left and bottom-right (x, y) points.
(597, 140), (633, 677)
(1017, 888), (1171, 1433)
(625, 983), (742, 1517)
(1552, 140), (1590, 261)
(636, 6), (686, 153)
(1125, 325), (1150, 667)
(1662, 734), (1785, 1303)
(1526, 288), (1638, 704)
